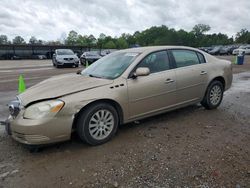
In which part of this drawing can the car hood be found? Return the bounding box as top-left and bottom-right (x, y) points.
(18, 73), (113, 106)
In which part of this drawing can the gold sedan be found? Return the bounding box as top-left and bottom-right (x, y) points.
(5, 46), (232, 146)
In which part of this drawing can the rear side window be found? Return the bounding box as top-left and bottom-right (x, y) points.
(197, 52), (206, 63)
(171, 50), (200, 68)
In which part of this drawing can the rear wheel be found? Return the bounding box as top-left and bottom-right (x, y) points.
(76, 103), (119, 145)
(201, 80), (224, 110)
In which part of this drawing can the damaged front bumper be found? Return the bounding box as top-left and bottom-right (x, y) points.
(0, 116), (12, 135)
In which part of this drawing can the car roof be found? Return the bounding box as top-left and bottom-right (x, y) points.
(118, 46), (202, 54)
(56, 49), (73, 51)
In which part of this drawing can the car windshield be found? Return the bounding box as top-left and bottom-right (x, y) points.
(81, 52), (140, 79)
(57, 49), (74, 55)
(238, 45), (246, 49)
(213, 46), (221, 50)
(86, 52), (99, 56)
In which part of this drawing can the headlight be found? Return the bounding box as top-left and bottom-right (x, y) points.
(23, 100), (64, 120)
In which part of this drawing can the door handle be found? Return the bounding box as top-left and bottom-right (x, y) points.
(165, 78), (174, 84)
(200, 71), (207, 75)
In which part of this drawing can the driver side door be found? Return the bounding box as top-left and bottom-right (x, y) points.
(127, 50), (176, 120)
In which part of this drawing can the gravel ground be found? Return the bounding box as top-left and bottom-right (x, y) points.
(0, 56), (249, 188)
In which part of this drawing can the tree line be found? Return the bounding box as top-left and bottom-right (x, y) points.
(1, 24), (250, 49)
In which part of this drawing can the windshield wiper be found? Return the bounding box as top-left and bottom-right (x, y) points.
(89, 74), (104, 79)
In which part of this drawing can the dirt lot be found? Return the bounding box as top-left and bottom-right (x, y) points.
(0, 56), (249, 187)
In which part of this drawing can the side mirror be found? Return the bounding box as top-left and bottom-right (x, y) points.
(133, 67), (150, 78)
(76, 70), (82, 75)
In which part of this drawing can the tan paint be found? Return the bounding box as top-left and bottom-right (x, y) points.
(9, 46), (232, 145)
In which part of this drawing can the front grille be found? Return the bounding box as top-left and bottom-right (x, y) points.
(64, 58), (73, 61)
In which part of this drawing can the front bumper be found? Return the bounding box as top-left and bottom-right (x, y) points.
(57, 59), (79, 66)
(6, 112), (73, 145)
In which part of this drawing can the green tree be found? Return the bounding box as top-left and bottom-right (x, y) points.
(235, 29), (250, 43)
(66, 30), (78, 45)
(116, 37), (128, 49)
(86, 34), (97, 46)
(192, 24), (211, 37)
(12, 36), (26, 44)
(0, 35), (8, 44)
(29, 36), (38, 44)
(46, 40), (62, 45)
(76, 35), (88, 46)
(97, 33), (106, 48)
(103, 41), (116, 49)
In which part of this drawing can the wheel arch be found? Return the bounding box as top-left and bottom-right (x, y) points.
(202, 76), (225, 101)
(72, 99), (124, 130)
(209, 76), (225, 90)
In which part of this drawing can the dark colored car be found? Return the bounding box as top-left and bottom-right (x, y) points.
(1, 53), (21, 60)
(80, 51), (102, 66)
(227, 46), (238, 55)
(199, 47), (213, 53)
(218, 47), (231, 55)
(208, 46), (228, 55)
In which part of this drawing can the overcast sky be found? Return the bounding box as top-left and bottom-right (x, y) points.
(0, 0), (250, 41)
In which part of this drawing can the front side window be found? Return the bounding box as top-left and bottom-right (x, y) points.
(137, 51), (170, 73)
(171, 50), (200, 68)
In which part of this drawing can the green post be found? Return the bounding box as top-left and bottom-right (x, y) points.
(18, 75), (26, 94)
(234, 56), (237, 65)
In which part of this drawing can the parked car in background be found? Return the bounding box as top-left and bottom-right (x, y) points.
(5, 46), (232, 147)
(208, 46), (223, 55)
(232, 45), (250, 55)
(32, 54), (47, 60)
(52, 49), (79, 68)
(1, 53), (21, 60)
(80, 51), (102, 66)
(199, 47), (213, 53)
(100, 50), (111, 57)
(227, 45), (239, 55)
(218, 46), (231, 55)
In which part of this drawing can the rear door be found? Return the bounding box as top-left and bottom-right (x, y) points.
(127, 50), (176, 119)
(169, 49), (208, 104)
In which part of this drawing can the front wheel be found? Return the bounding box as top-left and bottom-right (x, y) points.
(76, 103), (119, 145)
(201, 80), (224, 110)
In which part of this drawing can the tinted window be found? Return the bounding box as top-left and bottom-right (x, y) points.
(197, 52), (206, 63)
(171, 50), (200, 68)
(137, 51), (170, 73)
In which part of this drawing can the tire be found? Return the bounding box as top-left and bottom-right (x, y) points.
(55, 62), (61, 68)
(76, 103), (119, 145)
(201, 80), (224, 110)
